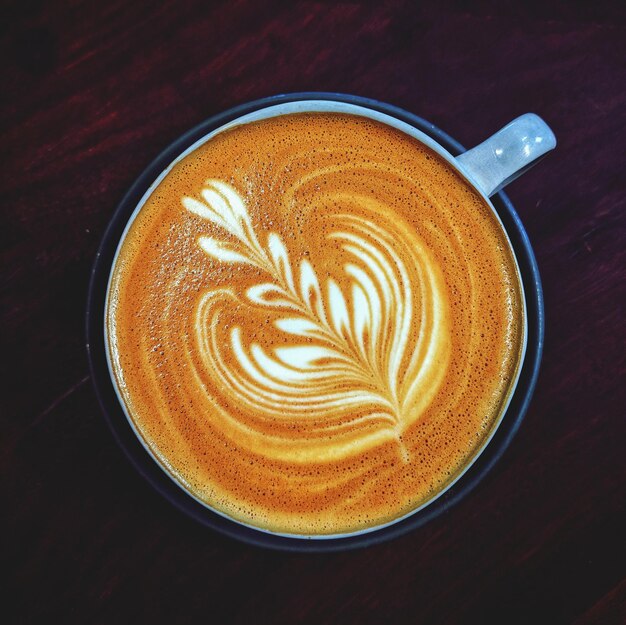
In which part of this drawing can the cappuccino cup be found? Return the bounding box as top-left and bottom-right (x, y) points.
(87, 94), (554, 550)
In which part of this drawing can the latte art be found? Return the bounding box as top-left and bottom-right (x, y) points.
(184, 180), (450, 463)
(107, 113), (524, 535)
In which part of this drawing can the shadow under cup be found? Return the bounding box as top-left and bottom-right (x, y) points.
(86, 93), (544, 552)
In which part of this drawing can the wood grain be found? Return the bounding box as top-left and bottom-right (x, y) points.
(2, 1), (625, 623)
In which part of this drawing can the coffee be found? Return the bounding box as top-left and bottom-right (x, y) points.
(107, 112), (524, 535)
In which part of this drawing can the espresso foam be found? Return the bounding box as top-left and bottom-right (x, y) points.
(107, 113), (524, 535)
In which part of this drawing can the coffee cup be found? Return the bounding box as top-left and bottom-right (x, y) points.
(87, 93), (553, 550)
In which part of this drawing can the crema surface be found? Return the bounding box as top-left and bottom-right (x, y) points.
(107, 113), (524, 535)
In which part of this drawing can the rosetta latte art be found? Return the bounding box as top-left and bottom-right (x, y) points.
(183, 180), (450, 462)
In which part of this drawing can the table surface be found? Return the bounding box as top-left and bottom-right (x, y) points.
(2, 1), (625, 623)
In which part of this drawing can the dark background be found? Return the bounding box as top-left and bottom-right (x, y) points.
(2, 1), (625, 623)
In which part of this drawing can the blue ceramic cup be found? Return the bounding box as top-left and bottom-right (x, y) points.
(86, 93), (554, 551)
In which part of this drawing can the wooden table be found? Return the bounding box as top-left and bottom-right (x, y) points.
(3, 2), (625, 623)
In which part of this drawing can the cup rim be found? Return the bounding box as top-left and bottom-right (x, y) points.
(104, 99), (529, 542)
(86, 92), (544, 552)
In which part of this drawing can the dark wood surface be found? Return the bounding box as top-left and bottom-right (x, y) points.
(2, 1), (625, 623)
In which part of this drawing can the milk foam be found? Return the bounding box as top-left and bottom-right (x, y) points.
(107, 112), (524, 535)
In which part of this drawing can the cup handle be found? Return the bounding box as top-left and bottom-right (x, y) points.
(455, 113), (556, 197)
